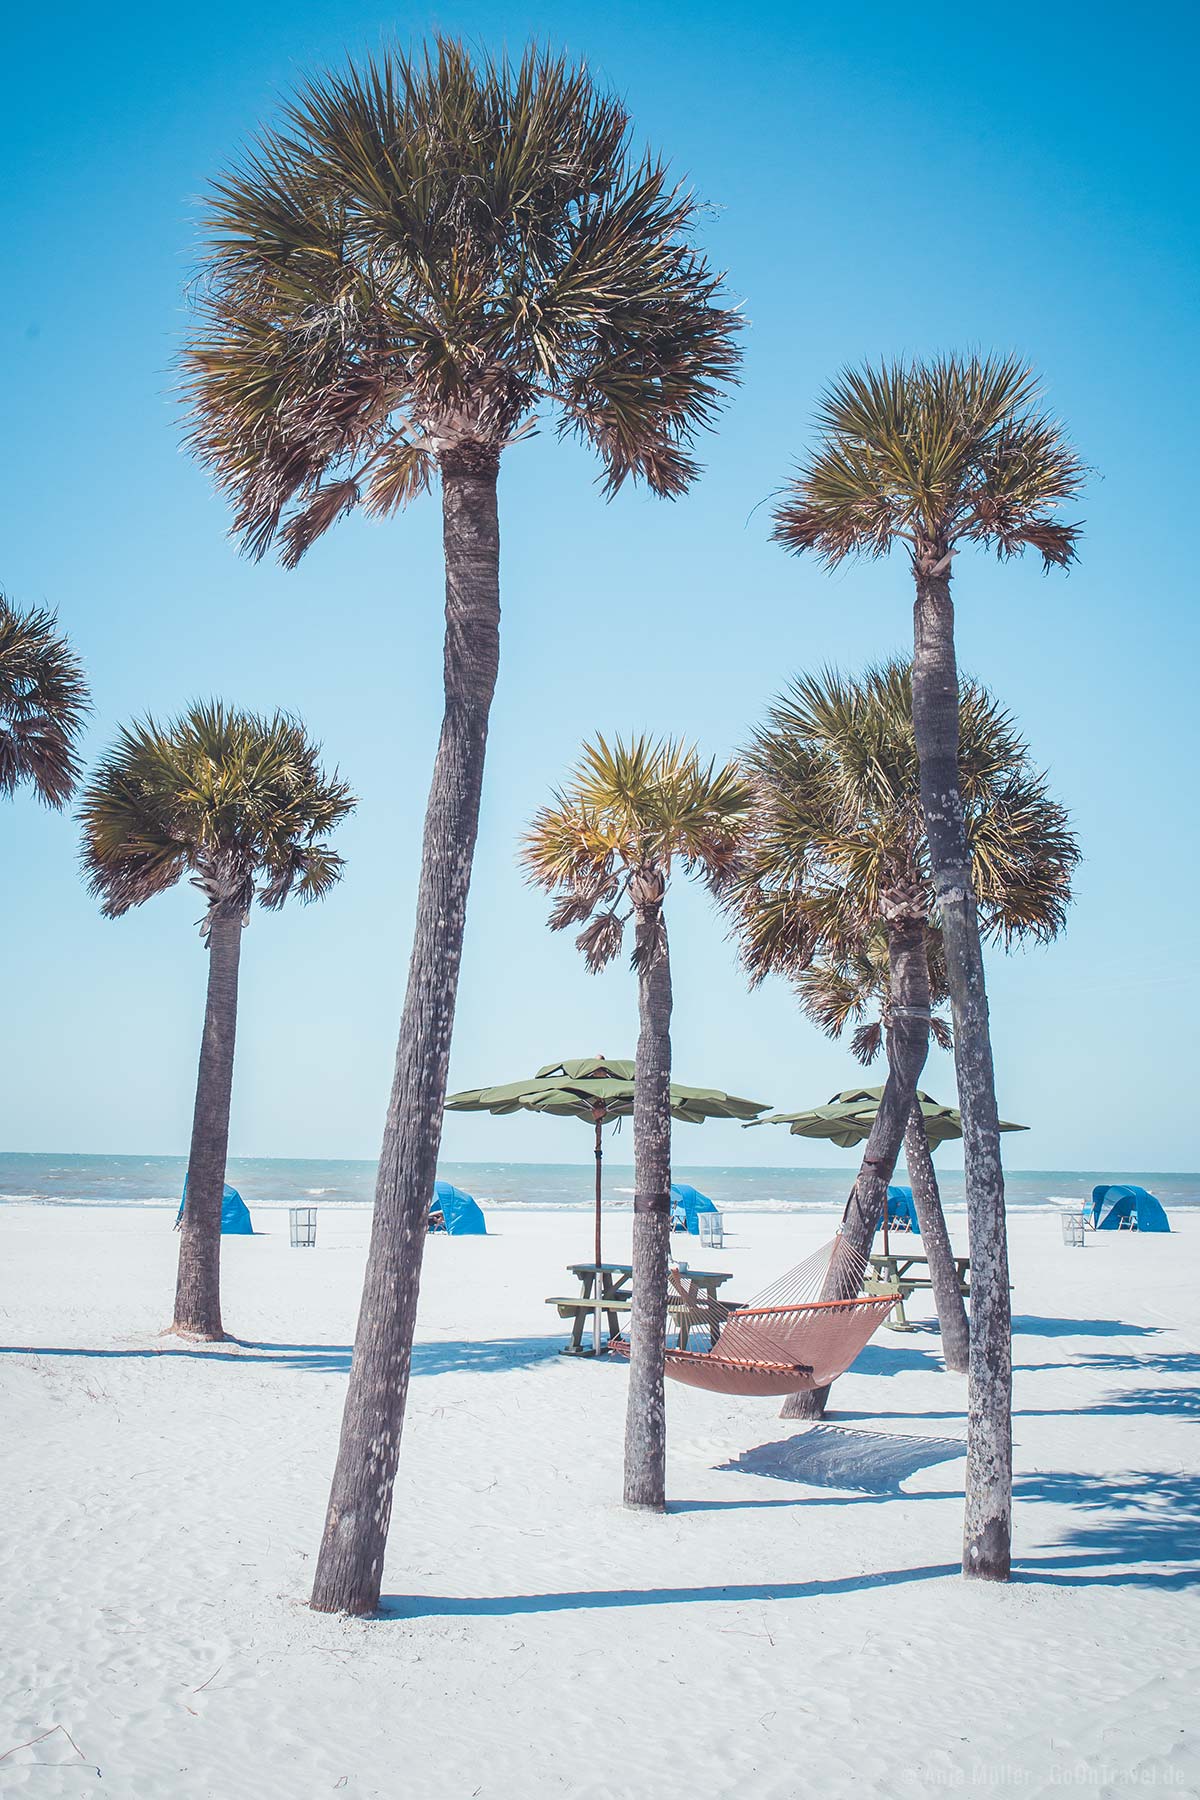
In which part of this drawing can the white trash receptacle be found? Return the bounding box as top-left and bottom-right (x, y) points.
(699, 1211), (725, 1250)
(289, 1206), (317, 1248)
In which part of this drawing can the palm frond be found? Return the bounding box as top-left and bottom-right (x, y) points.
(576, 908), (626, 973)
(183, 37), (741, 560)
(0, 594), (91, 808)
(849, 1019), (884, 1066)
(522, 733), (752, 976)
(773, 353), (1085, 571)
(726, 657), (1078, 988)
(78, 701), (356, 927)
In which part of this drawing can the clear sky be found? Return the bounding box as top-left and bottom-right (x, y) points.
(2, 0), (1196, 1172)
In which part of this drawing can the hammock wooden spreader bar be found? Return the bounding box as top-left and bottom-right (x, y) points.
(613, 1235), (897, 1398)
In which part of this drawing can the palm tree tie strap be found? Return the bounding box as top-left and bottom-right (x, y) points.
(890, 1005), (931, 1019)
(634, 1192), (671, 1215)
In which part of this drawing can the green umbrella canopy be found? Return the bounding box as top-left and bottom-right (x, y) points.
(446, 1058), (768, 1125)
(753, 1085), (1028, 1150)
(446, 1060), (768, 1349)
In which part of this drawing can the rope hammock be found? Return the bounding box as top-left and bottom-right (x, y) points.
(613, 1235), (896, 1398)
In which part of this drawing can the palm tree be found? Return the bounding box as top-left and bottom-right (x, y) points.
(1, 594), (89, 809)
(730, 661), (1078, 1409)
(794, 933), (971, 1363)
(796, 926), (970, 1378)
(182, 36), (741, 1615)
(772, 362), (1084, 1578)
(522, 736), (753, 1511)
(78, 703), (355, 1339)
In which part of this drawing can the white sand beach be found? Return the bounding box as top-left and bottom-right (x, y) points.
(2, 1202), (1197, 1798)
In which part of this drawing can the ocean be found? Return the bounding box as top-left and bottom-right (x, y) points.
(0, 1152), (1195, 1217)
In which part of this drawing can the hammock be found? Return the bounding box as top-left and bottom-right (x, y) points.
(614, 1235), (896, 1398)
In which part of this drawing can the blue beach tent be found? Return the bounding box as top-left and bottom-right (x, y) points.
(1090, 1184), (1170, 1232)
(670, 1182), (719, 1234)
(175, 1179), (253, 1235)
(430, 1179), (487, 1235)
(886, 1186), (921, 1232)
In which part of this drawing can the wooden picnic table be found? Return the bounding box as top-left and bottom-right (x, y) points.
(548, 1261), (737, 1356)
(864, 1249), (972, 1332)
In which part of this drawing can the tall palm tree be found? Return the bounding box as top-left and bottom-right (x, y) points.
(794, 932), (969, 1361)
(772, 361), (1084, 1579)
(522, 736), (753, 1511)
(78, 702), (355, 1339)
(182, 37), (741, 1615)
(1, 593), (90, 809)
(797, 926), (970, 1377)
(730, 661), (1078, 1409)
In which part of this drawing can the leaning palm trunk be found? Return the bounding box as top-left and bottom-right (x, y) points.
(781, 897), (930, 1419)
(912, 569), (1012, 1581)
(311, 455), (501, 1615)
(173, 906), (243, 1338)
(903, 1097), (971, 1373)
(624, 886), (673, 1511)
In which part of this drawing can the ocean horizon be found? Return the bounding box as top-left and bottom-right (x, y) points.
(1, 1151), (1195, 1216)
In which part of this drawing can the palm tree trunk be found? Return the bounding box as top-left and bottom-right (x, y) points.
(781, 904), (929, 1420)
(903, 1101), (970, 1372)
(311, 449), (501, 1616)
(173, 906), (243, 1339)
(912, 566), (1012, 1582)
(623, 889), (672, 1511)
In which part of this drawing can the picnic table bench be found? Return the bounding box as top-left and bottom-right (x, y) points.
(547, 1261), (738, 1356)
(864, 1249), (972, 1331)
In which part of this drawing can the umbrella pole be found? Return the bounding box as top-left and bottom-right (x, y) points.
(593, 1111), (604, 1355)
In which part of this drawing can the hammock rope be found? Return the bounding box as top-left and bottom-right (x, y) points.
(614, 1235), (896, 1398)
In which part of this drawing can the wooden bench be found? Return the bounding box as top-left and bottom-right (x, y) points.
(548, 1262), (738, 1355)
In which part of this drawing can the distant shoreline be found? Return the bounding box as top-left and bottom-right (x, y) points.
(2, 1151), (1196, 1178)
(3, 1151), (1195, 1214)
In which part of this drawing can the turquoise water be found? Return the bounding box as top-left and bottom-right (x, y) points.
(0, 1152), (1195, 1216)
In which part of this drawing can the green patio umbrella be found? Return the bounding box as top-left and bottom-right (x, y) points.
(751, 1084), (1028, 1253)
(756, 1085), (1028, 1150)
(446, 1057), (768, 1351)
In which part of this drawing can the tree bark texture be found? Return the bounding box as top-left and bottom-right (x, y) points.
(623, 893), (673, 1512)
(781, 910), (930, 1420)
(903, 1101), (970, 1372)
(311, 455), (501, 1615)
(912, 568), (1012, 1582)
(173, 906), (244, 1339)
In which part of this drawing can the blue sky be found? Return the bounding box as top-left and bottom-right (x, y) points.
(2, 0), (1196, 1171)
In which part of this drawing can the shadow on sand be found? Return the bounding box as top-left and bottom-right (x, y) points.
(718, 1423), (966, 1493)
(0, 1335), (560, 1376)
(1011, 1314), (1162, 1339)
(381, 1466), (1200, 1619)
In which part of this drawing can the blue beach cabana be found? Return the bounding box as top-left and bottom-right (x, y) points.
(886, 1185), (921, 1232)
(670, 1182), (719, 1234)
(175, 1180), (253, 1235)
(1090, 1184), (1170, 1232)
(429, 1179), (487, 1235)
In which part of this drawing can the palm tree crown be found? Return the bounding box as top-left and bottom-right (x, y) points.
(184, 37), (742, 565)
(729, 660), (1079, 982)
(79, 702), (356, 926)
(0, 594), (90, 808)
(772, 355), (1085, 573)
(522, 734), (753, 970)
